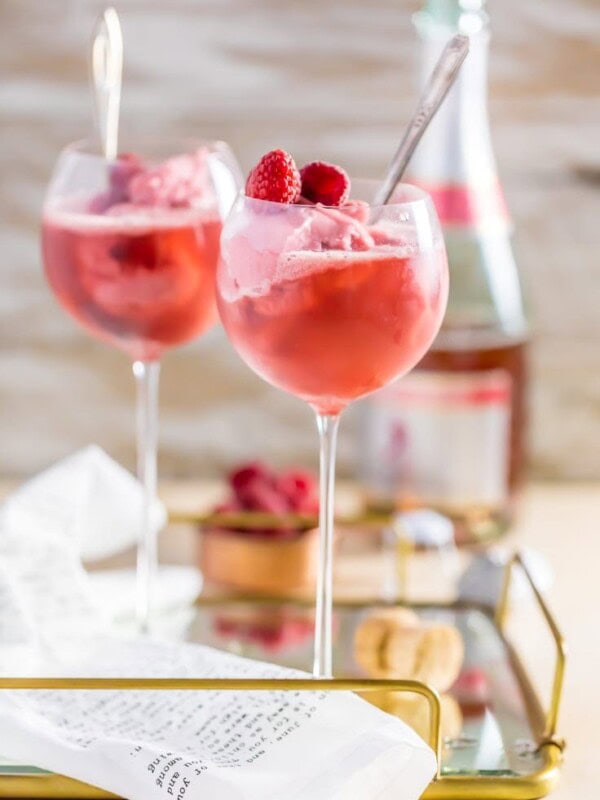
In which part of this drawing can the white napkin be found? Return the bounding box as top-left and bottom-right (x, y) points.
(1, 445), (166, 561)
(0, 448), (436, 800)
(87, 566), (202, 621)
(0, 637), (436, 800)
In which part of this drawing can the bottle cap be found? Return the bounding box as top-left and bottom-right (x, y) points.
(416, 0), (488, 36)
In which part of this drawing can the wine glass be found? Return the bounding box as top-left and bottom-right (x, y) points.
(216, 181), (449, 676)
(42, 137), (242, 629)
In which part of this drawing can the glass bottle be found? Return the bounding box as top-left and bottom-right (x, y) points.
(362, 0), (528, 542)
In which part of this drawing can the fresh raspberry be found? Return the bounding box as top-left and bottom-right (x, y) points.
(277, 470), (319, 512)
(245, 149), (301, 203)
(299, 161), (350, 206)
(236, 476), (289, 514)
(229, 462), (273, 497)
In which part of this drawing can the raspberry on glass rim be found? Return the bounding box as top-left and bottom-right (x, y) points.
(244, 149), (350, 208)
(245, 149), (301, 204)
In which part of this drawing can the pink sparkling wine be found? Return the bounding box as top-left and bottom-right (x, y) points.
(218, 245), (448, 415)
(42, 209), (222, 362)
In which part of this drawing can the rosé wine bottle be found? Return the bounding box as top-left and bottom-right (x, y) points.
(362, 0), (528, 543)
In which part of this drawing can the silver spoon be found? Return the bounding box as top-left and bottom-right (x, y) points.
(373, 34), (469, 208)
(90, 7), (123, 160)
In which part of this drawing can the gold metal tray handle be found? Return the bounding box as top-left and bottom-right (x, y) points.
(0, 677), (442, 779)
(494, 551), (567, 745)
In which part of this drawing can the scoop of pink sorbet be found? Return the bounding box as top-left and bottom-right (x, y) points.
(286, 204), (375, 252)
(127, 148), (211, 208)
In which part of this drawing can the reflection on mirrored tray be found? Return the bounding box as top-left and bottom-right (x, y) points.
(186, 602), (546, 777)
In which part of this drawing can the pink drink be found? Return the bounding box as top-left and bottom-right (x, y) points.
(218, 208), (448, 414)
(43, 208), (221, 362)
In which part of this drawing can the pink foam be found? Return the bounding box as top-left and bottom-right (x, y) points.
(220, 199), (417, 302)
(219, 204), (307, 298)
(83, 149), (214, 216)
(45, 205), (213, 234)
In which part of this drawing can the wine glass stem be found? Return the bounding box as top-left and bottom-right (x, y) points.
(313, 412), (341, 678)
(133, 359), (161, 632)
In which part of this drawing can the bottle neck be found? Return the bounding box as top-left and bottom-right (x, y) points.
(408, 12), (509, 230)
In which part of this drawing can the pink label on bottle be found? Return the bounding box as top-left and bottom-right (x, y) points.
(414, 180), (510, 229)
(364, 370), (511, 507)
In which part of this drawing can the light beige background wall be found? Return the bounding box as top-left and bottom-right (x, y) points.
(1, 0), (598, 479)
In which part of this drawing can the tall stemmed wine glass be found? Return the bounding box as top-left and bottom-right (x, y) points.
(42, 137), (241, 628)
(216, 179), (449, 676)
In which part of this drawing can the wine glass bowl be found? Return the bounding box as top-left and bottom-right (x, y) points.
(42, 138), (240, 363)
(217, 181), (448, 415)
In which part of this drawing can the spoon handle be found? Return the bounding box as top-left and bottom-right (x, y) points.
(373, 34), (469, 208)
(90, 7), (123, 161)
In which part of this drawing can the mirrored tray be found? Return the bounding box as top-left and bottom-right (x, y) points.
(0, 554), (565, 799)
